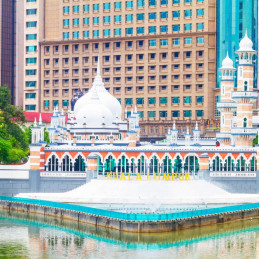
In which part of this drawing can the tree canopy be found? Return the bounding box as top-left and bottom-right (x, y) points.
(0, 86), (30, 164)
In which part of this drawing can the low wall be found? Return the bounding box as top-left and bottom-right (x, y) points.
(0, 196), (258, 233)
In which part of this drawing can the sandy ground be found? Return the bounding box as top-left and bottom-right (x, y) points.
(17, 180), (259, 205)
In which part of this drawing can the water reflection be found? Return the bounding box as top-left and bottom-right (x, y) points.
(0, 210), (258, 259)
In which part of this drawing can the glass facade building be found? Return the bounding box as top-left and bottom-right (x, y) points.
(216, 0), (258, 88)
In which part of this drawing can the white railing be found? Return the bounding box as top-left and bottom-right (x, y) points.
(232, 91), (258, 99)
(231, 127), (257, 135)
(217, 102), (237, 109)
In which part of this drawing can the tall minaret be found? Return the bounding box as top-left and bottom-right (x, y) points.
(216, 53), (236, 146)
(231, 31), (258, 146)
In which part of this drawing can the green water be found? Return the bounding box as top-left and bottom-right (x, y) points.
(0, 210), (258, 259)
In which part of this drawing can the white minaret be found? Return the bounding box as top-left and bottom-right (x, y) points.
(192, 121), (201, 144)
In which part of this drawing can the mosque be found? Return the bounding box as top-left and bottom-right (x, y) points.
(30, 33), (259, 181)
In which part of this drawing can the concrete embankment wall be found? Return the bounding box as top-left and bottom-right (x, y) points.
(0, 199), (258, 233)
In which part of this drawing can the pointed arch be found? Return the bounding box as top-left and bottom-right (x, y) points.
(47, 154), (59, 172)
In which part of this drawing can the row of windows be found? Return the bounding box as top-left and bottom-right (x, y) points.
(63, 10), (204, 26)
(63, 0), (204, 14)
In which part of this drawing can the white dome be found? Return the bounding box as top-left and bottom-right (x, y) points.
(238, 31), (254, 52)
(74, 60), (122, 121)
(221, 52), (234, 69)
(76, 88), (113, 127)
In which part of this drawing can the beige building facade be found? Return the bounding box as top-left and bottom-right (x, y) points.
(23, 0), (217, 138)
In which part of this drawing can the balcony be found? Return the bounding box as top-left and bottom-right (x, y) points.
(217, 102), (237, 110)
(231, 91), (258, 100)
(231, 127), (257, 135)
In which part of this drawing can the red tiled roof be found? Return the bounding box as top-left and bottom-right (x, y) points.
(25, 112), (68, 123)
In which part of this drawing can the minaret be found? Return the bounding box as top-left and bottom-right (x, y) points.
(216, 53), (237, 146)
(192, 121), (201, 144)
(231, 31), (258, 146)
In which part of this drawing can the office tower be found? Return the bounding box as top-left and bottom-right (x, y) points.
(24, 0), (216, 138)
(0, 0), (16, 104)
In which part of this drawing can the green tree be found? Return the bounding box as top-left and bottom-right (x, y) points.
(253, 135), (258, 147)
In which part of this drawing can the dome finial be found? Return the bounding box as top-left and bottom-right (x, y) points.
(97, 56), (101, 76)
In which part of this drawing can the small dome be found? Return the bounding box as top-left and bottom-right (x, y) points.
(76, 88), (113, 127)
(238, 31), (254, 52)
(221, 52), (234, 69)
(74, 59), (122, 120)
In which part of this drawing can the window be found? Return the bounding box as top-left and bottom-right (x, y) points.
(63, 19), (69, 27)
(148, 111), (156, 118)
(126, 1), (133, 8)
(184, 110), (192, 117)
(196, 96), (204, 103)
(103, 29), (110, 37)
(172, 111), (180, 117)
(173, 24), (180, 32)
(215, 96), (221, 117)
(184, 37), (192, 44)
(184, 23), (192, 31)
(26, 81), (36, 87)
(44, 100), (49, 107)
(160, 12), (168, 19)
(104, 3), (111, 10)
(84, 4), (90, 12)
(26, 34), (37, 40)
(149, 26), (156, 33)
(185, 0), (192, 3)
(138, 0), (145, 7)
(115, 15), (122, 22)
(149, 0), (156, 6)
(148, 97), (156, 104)
(149, 39), (156, 46)
(161, 0), (168, 5)
(93, 17), (99, 24)
(25, 93), (36, 99)
(63, 32), (70, 39)
(73, 31), (79, 39)
(126, 28), (133, 35)
(137, 13), (145, 21)
(184, 96), (192, 104)
(137, 27), (144, 34)
(197, 22), (204, 31)
(26, 46), (37, 52)
(197, 37), (204, 44)
(83, 31), (89, 38)
(160, 39), (168, 46)
(160, 111), (167, 118)
(173, 0), (180, 3)
(114, 2), (122, 9)
(26, 105), (36, 111)
(185, 51), (191, 58)
(126, 14), (133, 22)
(184, 10), (192, 18)
(104, 16), (110, 23)
(114, 28), (121, 36)
(160, 25), (168, 33)
(26, 9), (37, 15)
(150, 53), (156, 59)
(126, 98), (133, 105)
(172, 97), (180, 104)
(26, 21), (37, 28)
(73, 18), (79, 26)
(127, 41), (133, 47)
(149, 12), (156, 20)
(137, 98), (144, 105)
(93, 4), (99, 11)
(160, 97), (167, 104)
(93, 30), (99, 37)
(83, 18), (90, 25)
(26, 58), (36, 64)
(73, 5), (79, 13)
(197, 9), (204, 17)
(196, 110), (204, 117)
(63, 6), (70, 14)
(172, 38), (180, 45)
(26, 69), (36, 75)
(173, 11), (180, 18)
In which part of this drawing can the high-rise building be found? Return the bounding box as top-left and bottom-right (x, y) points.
(23, 0), (217, 138)
(0, 0), (16, 104)
(216, 0), (258, 89)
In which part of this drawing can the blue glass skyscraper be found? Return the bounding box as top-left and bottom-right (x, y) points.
(217, 0), (258, 88)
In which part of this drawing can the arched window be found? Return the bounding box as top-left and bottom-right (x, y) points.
(174, 155), (182, 173)
(130, 158), (135, 174)
(118, 155), (129, 173)
(224, 156), (234, 171)
(236, 156), (246, 171)
(250, 157), (257, 171)
(74, 155), (86, 172)
(137, 155), (145, 174)
(184, 155), (199, 174)
(62, 155), (72, 172)
(104, 155), (116, 173)
(212, 156), (223, 171)
(150, 156), (160, 174)
(98, 156), (104, 174)
(244, 81), (248, 91)
(48, 155), (59, 171)
(162, 156), (173, 174)
(243, 117), (247, 128)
